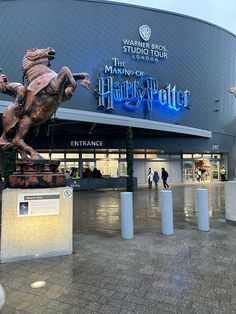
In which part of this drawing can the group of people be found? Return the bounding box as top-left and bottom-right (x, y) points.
(83, 167), (102, 178)
(147, 167), (169, 189)
(68, 167), (102, 180)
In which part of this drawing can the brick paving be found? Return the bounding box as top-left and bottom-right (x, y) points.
(0, 182), (236, 313)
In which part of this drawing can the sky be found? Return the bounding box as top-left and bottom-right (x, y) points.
(106, 0), (236, 35)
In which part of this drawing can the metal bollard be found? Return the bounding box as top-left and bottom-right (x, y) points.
(0, 284), (5, 310)
(120, 192), (134, 239)
(196, 188), (209, 231)
(160, 190), (174, 235)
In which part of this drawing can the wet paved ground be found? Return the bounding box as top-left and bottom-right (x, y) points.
(1, 182), (236, 313)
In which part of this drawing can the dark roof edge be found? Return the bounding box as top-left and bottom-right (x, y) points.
(85, 0), (236, 37)
(4, 0), (235, 37)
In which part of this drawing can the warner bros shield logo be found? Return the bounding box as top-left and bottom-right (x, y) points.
(139, 25), (151, 41)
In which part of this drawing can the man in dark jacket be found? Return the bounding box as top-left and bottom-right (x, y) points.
(161, 168), (169, 189)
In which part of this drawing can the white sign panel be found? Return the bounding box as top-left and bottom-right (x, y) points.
(18, 193), (60, 217)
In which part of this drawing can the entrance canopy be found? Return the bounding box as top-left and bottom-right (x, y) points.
(0, 101), (212, 139)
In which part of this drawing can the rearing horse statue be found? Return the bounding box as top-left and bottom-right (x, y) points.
(0, 47), (90, 160)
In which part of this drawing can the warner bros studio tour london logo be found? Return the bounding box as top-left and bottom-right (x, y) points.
(139, 25), (151, 41)
(122, 25), (168, 62)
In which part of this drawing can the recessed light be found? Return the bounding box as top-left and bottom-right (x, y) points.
(31, 281), (46, 289)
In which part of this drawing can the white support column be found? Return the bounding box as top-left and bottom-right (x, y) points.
(161, 190), (174, 235)
(224, 181), (236, 223)
(120, 192), (134, 240)
(196, 188), (209, 231)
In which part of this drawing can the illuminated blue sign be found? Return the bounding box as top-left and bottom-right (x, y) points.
(96, 58), (191, 112)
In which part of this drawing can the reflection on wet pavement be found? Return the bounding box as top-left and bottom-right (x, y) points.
(73, 182), (225, 235)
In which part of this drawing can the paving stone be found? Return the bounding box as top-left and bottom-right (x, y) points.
(98, 304), (120, 313)
(1, 305), (28, 314)
(110, 290), (127, 300)
(0, 183), (236, 313)
(56, 294), (87, 307)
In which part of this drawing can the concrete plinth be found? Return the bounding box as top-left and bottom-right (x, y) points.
(1, 187), (73, 263)
(224, 181), (236, 223)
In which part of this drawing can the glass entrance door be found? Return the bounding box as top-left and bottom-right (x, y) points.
(212, 160), (220, 180)
(183, 161), (194, 182)
(195, 159), (211, 182)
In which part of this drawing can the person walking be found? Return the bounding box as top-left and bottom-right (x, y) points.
(153, 171), (159, 189)
(161, 167), (169, 189)
(200, 167), (206, 182)
(147, 168), (154, 189)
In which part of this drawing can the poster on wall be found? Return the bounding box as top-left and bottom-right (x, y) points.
(17, 193), (60, 217)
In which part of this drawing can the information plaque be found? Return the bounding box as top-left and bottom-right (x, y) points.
(18, 192), (60, 216)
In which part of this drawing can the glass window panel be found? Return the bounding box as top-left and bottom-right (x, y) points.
(108, 154), (119, 159)
(193, 154), (202, 159)
(82, 154), (94, 159)
(146, 154), (157, 159)
(96, 160), (118, 177)
(183, 154), (192, 159)
(120, 154), (126, 159)
(51, 153), (64, 159)
(83, 161), (95, 171)
(66, 153), (79, 159)
(108, 149), (118, 152)
(213, 154), (221, 159)
(212, 160), (219, 180)
(170, 155), (181, 159)
(183, 161), (194, 182)
(18, 153), (30, 159)
(133, 149), (145, 153)
(118, 161), (127, 176)
(96, 153), (107, 158)
(66, 161), (79, 171)
(38, 153), (50, 159)
(146, 149), (157, 153)
(203, 154), (211, 158)
(58, 162), (66, 171)
(96, 149), (107, 152)
(134, 154), (145, 159)
(157, 155), (169, 159)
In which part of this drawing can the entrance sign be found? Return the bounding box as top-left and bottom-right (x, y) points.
(70, 140), (103, 147)
(18, 193), (60, 216)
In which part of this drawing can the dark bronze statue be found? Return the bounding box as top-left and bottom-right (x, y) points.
(0, 47), (90, 160)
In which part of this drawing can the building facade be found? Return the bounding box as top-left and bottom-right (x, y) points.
(0, 0), (236, 184)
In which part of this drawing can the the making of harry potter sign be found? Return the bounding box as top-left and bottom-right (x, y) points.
(94, 25), (190, 115)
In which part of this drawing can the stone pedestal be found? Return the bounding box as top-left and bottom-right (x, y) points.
(1, 187), (73, 263)
(224, 181), (236, 223)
